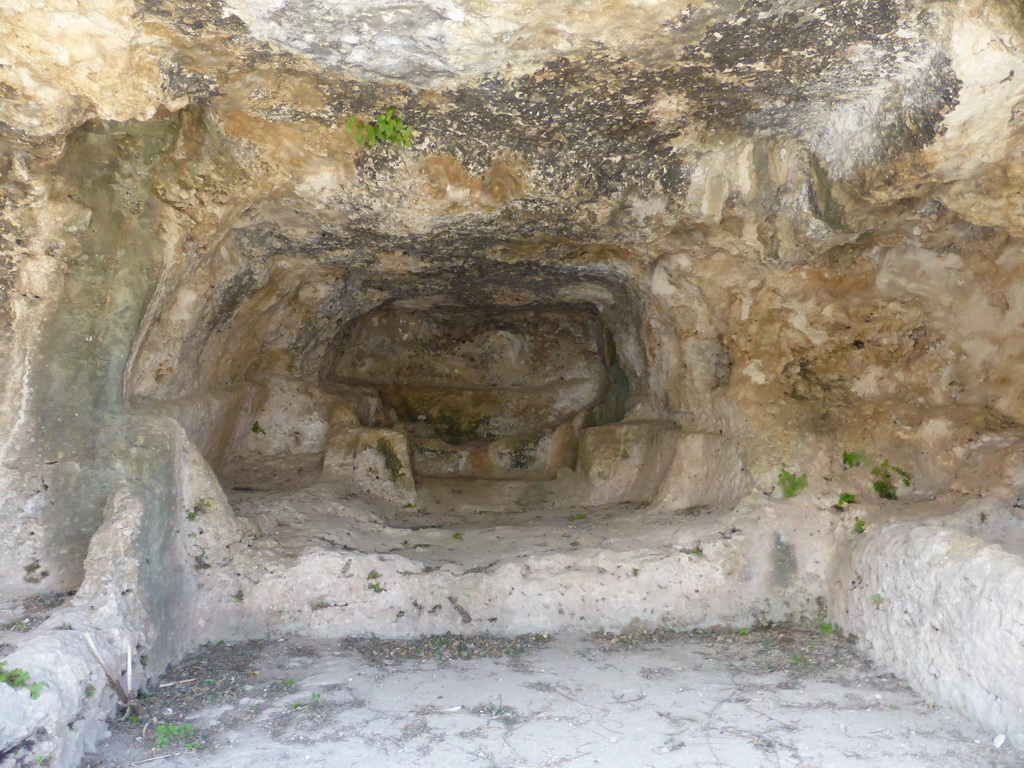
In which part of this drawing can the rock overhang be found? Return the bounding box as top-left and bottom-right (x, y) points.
(5, 0), (1024, 764)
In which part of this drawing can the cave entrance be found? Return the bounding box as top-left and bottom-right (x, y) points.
(124, 238), (750, 632)
(127, 234), (746, 556)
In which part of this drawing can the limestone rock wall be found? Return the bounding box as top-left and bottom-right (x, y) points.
(831, 506), (1024, 747)
(4, 0), (1024, 763)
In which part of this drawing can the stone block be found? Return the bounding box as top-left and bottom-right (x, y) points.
(322, 426), (416, 506)
(410, 420), (577, 479)
(232, 375), (340, 458)
(831, 520), (1024, 748)
(579, 422), (747, 508)
(578, 422), (662, 504)
(648, 432), (749, 509)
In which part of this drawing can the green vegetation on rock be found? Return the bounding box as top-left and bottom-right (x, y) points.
(347, 107), (413, 148)
(376, 440), (406, 482)
(778, 470), (808, 498)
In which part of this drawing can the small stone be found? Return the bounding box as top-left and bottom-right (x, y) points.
(994, 734), (1006, 749)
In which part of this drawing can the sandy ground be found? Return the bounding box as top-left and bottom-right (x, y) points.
(82, 627), (1017, 768)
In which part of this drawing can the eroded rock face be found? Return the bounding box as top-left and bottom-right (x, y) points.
(5, 0), (1024, 762)
(326, 304), (609, 440)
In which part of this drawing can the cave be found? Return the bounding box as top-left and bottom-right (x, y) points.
(125, 227), (740, 510)
(3, 0), (1024, 764)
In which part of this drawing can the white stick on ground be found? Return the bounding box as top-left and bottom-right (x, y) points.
(83, 632), (144, 717)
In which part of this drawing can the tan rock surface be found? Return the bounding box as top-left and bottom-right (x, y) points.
(5, 0), (1024, 764)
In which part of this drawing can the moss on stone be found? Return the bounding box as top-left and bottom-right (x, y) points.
(501, 438), (535, 471)
(397, 390), (491, 443)
(376, 439), (406, 482)
(584, 362), (629, 428)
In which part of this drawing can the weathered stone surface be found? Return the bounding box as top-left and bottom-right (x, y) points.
(6, 0), (1024, 763)
(326, 303), (608, 441)
(321, 426), (416, 506)
(225, 375), (338, 460)
(579, 422), (671, 504)
(0, 424), (248, 764)
(831, 509), (1024, 748)
(410, 420), (578, 480)
(195, 497), (836, 641)
(579, 422), (747, 507)
(0, 0), (171, 138)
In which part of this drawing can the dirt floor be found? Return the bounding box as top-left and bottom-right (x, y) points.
(82, 626), (1018, 768)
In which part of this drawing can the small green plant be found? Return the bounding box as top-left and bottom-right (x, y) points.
(791, 653), (810, 665)
(22, 560), (48, 584)
(630, 567), (640, 577)
(843, 451), (870, 468)
(0, 662), (43, 699)
(403, 503), (415, 508)
(736, 628), (751, 636)
(368, 581), (387, 593)
(871, 461), (911, 500)
(853, 517), (866, 534)
(778, 470), (808, 498)
(567, 513), (587, 521)
(283, 678), (297, 687)
(479, 703), (517, 722)
(251, 422), (267, 435)
(346, 107), (413, 148)
(291, 692), (321, 710)
(819, 622), (840, 635)
(871, 593), (885, 606)
(85, 684), (96, 699)
(836, 493), (856, 509)
(232, 589), (244, 603)
(452, 532), (463, 540)
(570, 540), (580, 548)
(367, 570), (382, 580)
(187, 498), (212, 521)
(154, 723), (196, 749)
